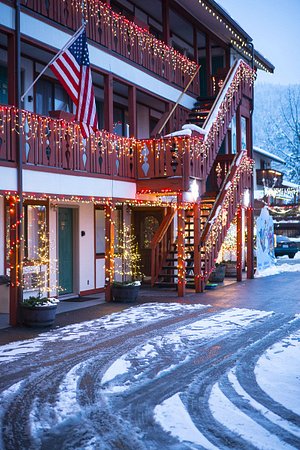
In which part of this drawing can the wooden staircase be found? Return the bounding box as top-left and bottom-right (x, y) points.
(150, 60), (255, 293)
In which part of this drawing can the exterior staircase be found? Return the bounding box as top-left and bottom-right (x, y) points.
(150, 60), (255, 292)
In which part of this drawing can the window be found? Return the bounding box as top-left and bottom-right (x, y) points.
(241, 116), (247, 151)
(231, 115), (237, 154)
(113, 105), (129, 137)
(95, 209), (106, 254)
(96, 100), (104, 130)
(35, 77), (72, 116)
(0, 65), (8, 104)
(114, 207), (123, 253)
(24, 205), (47, 260)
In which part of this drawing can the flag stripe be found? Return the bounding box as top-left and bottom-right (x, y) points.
(49, 28), (98, 138)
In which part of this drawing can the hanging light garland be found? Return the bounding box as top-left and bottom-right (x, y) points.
(64, 0), (198, 76)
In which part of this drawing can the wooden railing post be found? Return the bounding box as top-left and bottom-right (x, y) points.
(105, 202), (115, 302)
(247, 204), (254, 279)
(177, 193), (185, 297)
(194, 201), (201, 293)
(236, 205), (243, 281)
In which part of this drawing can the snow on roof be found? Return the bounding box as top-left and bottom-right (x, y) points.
(253, 146), (285, 164)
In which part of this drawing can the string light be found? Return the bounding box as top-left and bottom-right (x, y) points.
(62, 0), (198, 77)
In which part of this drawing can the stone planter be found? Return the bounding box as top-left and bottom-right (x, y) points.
(21, 304), (58, 327)
(208, 264), (226, 283)
(111, 284), (140, 303)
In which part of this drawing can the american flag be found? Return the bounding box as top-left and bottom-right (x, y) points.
(50, 28), (98, 138)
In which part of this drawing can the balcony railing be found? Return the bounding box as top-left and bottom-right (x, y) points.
(0, 105), (206, 184)
(19, 0), (199, 96)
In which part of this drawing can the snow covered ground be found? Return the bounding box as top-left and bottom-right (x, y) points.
(255, 252), (300, 278)
(0, 303), (299, 449)
(0, 302), (207, 364)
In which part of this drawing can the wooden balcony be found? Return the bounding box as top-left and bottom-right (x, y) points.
(19, 0), (199, 96)
(0, 105), (205, 187)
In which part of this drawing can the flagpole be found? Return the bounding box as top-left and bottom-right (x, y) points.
(157, 64), (201, 135)
(20, 24), (85, 102)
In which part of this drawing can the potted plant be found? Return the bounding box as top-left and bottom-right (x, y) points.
(208, 263), (226, 283)
(111, 225), (143, 302)
(20, 222), (60, 327)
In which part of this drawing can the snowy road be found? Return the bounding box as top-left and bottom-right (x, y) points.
(0, 303), (300, 449)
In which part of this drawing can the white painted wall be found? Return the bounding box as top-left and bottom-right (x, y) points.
(0, 196), (4, 276)
(23, 169), (136, 199)
(0, 167), (17, 191)
(79, 202), (95, 292)
(21, 57), (34, 112)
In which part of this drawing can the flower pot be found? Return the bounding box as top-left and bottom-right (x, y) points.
(208, 264), (226, 283)
(111, 284), (140, 303)
(21, 304), (58, 327)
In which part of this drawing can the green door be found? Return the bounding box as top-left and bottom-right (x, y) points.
(58, 208), (73, 295)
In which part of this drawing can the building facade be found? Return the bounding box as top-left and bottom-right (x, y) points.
(0, 0), (274, 325)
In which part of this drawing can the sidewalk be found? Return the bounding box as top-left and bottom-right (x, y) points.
(0, 272), (299, 345)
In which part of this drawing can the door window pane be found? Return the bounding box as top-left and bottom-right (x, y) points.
(25, 205), (47, 260)
(95, 209), (105, 254)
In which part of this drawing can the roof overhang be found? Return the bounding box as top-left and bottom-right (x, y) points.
(176, 0), (274, 73)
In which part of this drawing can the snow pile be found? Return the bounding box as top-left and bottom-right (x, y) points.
(0, 303), (208, 363)
(255, 329), (300, 415)
(255, 262), (300, 278)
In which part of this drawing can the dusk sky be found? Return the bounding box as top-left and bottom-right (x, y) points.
(217, 0), (300, 85)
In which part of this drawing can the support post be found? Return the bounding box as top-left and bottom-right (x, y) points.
(104, 73), (113, 133)
(105, 202), (115, 302)
(8, 33), (17, 105)
(177, 194), (185, 297)
(206, 34), (212, 97)
(162, 0), (170, 46)
(194, 201), (201, 293)
(236, 205), (243, 281)
(246, 205), (254, 279)
(128, 85), (136, 137)
(9, 196), (19, 326)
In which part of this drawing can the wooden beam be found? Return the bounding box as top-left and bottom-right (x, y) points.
(236, 205), (243, 282)
(7, 33), (17, 106)
(104, 73), (113, 133)
(105, 203), (115, 302)
(162, 0), (170, 46)
(177, 193), (186, 297)
(128, 85), (137, 137)
(206, 34), (212, 97)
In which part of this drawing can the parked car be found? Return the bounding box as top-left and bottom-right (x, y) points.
(274, 236), (298, 259)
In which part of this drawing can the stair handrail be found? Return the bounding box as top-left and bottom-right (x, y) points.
(150, 207), (176, 286)
(200, 150), (247, 244)
(202, 59), (254, 136)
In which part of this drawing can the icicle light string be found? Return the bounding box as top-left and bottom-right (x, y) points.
(64, 0), (198, 76)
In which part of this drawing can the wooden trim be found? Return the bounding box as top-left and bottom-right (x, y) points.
(128, 85), (137, 137)
(79, 287), (105, 295)
(104, 203), (114, 301)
